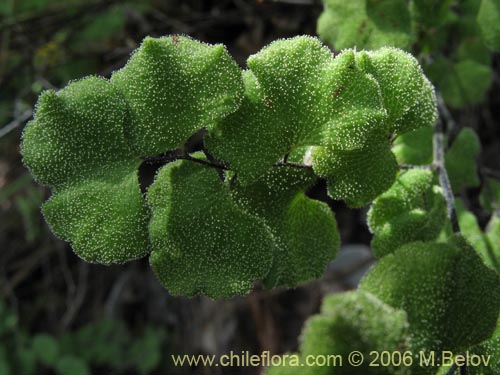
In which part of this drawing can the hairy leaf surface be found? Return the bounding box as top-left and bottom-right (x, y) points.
(230, 168), (340, 288)
(147, 157), (275, 298)
(112, 36), (243, 156)
(267, 291), (411, 375)
(21, 77), (150, 264)
(360, 236), (500, 353)
(367, 169), (447, 258)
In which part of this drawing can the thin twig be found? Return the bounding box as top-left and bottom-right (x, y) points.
(434, 114), (460, 233)
(0, 110), (32, 139)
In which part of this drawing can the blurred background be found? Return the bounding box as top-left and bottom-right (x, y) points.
(0, 1), (498, 374)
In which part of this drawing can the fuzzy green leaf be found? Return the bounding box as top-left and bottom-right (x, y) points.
(312, 130), (398, 208)
(42, 169), (150, 264)
(356, 48), (432, 134)
(317, 0), (413, 51)
(230, 167), (340, 288)
(147, 157), (275, 298)
(360, 235), (500, 353)
(409, 0), (454, 27)
(206, 36), (337, 184)
(445, 127), (481, 192)
(55, 355), (90, 375)
(32, 334), (59, 366)
(392, 126), (433, 166)
(477, 0), (500, 51)
(112, 35), (243, 156)
(21, 77), (150, 264)
(21, 77), (136, 189)
(367, 169), (447, 258)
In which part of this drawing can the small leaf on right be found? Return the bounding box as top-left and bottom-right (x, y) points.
(477, 0), (500, 51)
(467, 318), (500, 375)
(445, 127), (481, 192)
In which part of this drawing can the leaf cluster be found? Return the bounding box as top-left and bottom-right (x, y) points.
(317, 0), (500, 108)
(0, 300), (166, 374)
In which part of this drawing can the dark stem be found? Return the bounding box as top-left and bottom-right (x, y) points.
(460, 365), (469, 375)
(143, 153), (228, 170)
(400, 164), (434, 171)
(144, 151), (313, 172)
(435, 101), (460, 233)
(274, 161), (313, 170)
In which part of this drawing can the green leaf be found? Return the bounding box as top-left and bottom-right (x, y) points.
(267, 291), (411, 375)
(73, 5), (126, 49)
(206, 36), (337, 184)
(230, 167), (340, 288)
(453, 199), (500, 273)
(477, 0), (500, 51)
(21, 77), (136, 189)
(55, 355), (90, 375)
(147, 157), (275, 298)
(445, 127), (481, 192)
(111, 35), (243, 156)
(208, 39), (435, 207)
(312, 129), (398, 208)
(392, 126), (433, 166)
(68, 319), (129, 366)
(313, 48), (436, 207)
(128, 328), (164, 372)
(409, 0), (454, 27)
(367, 169), (447, 258)
(480, 178), (500, 214)
(309, 48), (394, 207)
(32, 334), (59, 366)
(265, 354), (304, 375)
(427, 58), (492, 108)
(42, 169), (150, 264)
(468, 318), (500, 375)
(302, 291), (411, 375)
(485, 216), (500, 273)
(317, 0), (413, 51)
(356, 48), (432, 134)
(21, 77), (150, 264)
(455, 38), (492, 65)
(360, 235), (500, 353)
